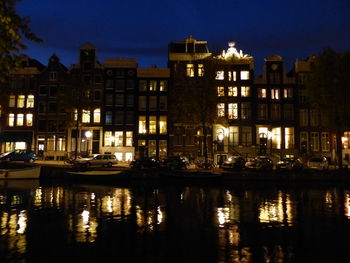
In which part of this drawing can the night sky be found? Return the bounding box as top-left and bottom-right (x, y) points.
(17, 0), (350, 73)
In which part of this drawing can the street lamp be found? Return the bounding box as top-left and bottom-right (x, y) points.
(85, 130), (92, 156)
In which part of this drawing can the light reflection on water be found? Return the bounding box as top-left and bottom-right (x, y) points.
(1, 182), (350, 262)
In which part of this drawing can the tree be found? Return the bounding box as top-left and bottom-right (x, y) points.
(306, 48), (350, 168)
(0, 0), (42, 82)
(170, 59), (219, 162)
(62, 74), (93, 160)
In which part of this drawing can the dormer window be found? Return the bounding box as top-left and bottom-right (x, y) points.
(49, 72), (57, 81)
(186, 64), (194, 77)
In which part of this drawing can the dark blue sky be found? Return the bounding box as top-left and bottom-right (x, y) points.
(17, 0), (350, 72)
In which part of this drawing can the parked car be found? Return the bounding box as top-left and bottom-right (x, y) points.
(307, 156), (329, 170)
(129, 157), (160, 169)
(276, 157), (303, 171)
(0, 150), (37, 163)
(163, 156), (189, 170)
(245, 156), (273, 170)
(74, 154), (118, 167)
(221, 156), (246, 170)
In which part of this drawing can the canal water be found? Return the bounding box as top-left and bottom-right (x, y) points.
(1, 180), (350, 262)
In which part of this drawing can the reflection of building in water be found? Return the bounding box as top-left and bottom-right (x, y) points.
(259, 191), (295, 225)
(344, 191), (350, 218)
(0, 209), (27, 258)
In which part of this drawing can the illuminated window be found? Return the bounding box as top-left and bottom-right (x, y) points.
(149, 116), (157, 134)
(9, 95), (15, 107)
(285, 127), (294, 149)
(241, 103), (251, 120)
(57, 137), (66, 151)
(126, 131), (133, 146)
(104, 131), (112, 146)
(229, 126), (239, 146)
(26, 95), (34, 108)
(8, 113), (14, 127)
(198, 64), (204, 77)
(258, 104), (268, 120)
(148, 140), (156, 157)
(125, 152), (133, 161)
(93, 108), (100, 123)
(115, 152), (123, 161)
(321, 132), (330, 151)
(272, 127), (281, 149)
(228, 71), (237, 81)
(26, 113), (33, 126)
(271, 89), (280, 100)
(215, 71), (224, 80)
(17, 113), (24, 126)
(159, 116), (167, 134)
(258, 88), (267, 98)
(310, 132), (319, 151)
(159, 140), (167, 157)
(217, 103), (225, 117)
(217, 86), (225, 96)
(138, 140), (146, 146)
(17, 95), (25, 108)
(186, 64), (194, 77)
(240, 71), (249, 80)
(284, 88), (293, 99)
(149, 80), (157, 91)
(228, 103), (238, 119)
(241, 86), (250, 97)
(228, 86), (238, 97)
(115, 131), (123, 146)
(160, 80), (167, 91)
(138, 116), (146, 134)
(82, 109), (90, 123)
(47, 136), (55, 151)
(74, 109), (78, 121)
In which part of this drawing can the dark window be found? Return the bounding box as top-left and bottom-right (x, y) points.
(39, 86), (47, 95)
(126, 94), (134, 106)
(38, 120), (46, 132)
(105, 111), (112, 125)
(49, 86), (57, 97)
(127, 79), (135, 89)
(114, 111), (123, 125)
(283, 104), (294, 120)
(138, 80), (147, 91)
(94, 90), (101, 101)
(48, 103), (57, 113)
(115, 79), (125, 91)
(115, 94), (124, 106)
(105, 94), (113, 105)
(126, 111), (134, 125)
(271, 104), (281, 120)
(106, 80), (113, 89)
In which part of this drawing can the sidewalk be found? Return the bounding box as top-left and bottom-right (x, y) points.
(35, 160), (131, 168)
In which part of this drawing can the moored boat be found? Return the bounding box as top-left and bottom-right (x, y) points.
(66, 170), (122, 176)
(0, 166), (41, 179)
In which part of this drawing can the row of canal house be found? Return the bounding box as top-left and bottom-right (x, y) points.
(0, 37), (347, 163)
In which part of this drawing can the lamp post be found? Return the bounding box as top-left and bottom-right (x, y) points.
(85, 130), (92, 157)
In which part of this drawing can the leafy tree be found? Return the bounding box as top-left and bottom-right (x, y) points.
(62, 74), (93, 159)
(0, 0), (42, 82)
(306, 48), (350, 168)
(170, 59), (219, 162)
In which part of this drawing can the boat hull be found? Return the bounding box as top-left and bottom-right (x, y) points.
(0, 166), (41, 179)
